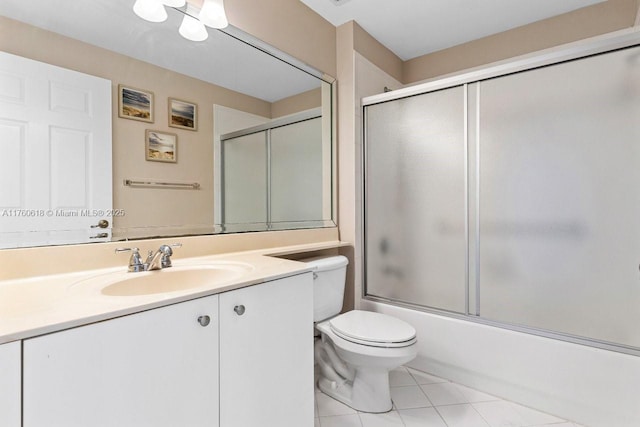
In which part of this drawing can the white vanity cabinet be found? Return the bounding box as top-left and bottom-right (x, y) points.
(0, 341), (21, 427)
(219, 272), (314, 427)
(23, 295), (220, 427)
(19, 271), (314, 427)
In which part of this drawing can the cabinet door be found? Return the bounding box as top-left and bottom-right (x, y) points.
(219, 273), (314, 427)
(0, 341), (21, 427)
(23, 295), (219, 427)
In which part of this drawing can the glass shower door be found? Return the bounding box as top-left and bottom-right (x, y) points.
(477, 46), (640, 348)
(365, 86), (467, 313)
(221, 131), (268, 230)
(270, 117), (324, 225)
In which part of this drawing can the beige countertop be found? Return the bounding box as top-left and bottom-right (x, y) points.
(0, 241), (348, 345)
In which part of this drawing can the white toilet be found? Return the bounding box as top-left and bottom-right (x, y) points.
(306, 255), (418, 413)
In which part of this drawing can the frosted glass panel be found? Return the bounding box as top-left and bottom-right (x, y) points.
(270, 118), (323, 223)
(365, 87), (466, 313)
(478, 46), (640, 347)
(222, 132), (267, 226)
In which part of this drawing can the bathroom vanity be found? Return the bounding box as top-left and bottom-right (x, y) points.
(0, 249), (321, 427)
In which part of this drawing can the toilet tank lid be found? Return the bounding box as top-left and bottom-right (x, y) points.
(301, 255), (348, 272)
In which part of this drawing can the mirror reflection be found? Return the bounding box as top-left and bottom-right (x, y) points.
(0, 0), (335, 249)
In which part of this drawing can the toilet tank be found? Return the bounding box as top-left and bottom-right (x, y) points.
(302, 255), (349, 322)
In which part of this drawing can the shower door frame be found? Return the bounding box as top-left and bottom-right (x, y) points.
(361, 27), (640, 357)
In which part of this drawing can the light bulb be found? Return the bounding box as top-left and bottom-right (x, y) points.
(179, 14), (208, 41)
(199, 0), (228, 29)
(133, 0), (168, 22)
(162, 0), (186, 6)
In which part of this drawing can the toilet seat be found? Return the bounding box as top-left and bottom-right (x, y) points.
(329, 310), (416, 348)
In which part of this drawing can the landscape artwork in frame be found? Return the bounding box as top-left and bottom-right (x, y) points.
(169, 98), (197, 130)
(119, 85), (154, 122)
(146, 130), (177, 163)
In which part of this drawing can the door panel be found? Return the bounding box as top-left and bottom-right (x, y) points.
(477, 46), (640, 347)
(23, 295), (219, 427)
(365, 86), (467, 313)
(219, 274), (314, 427)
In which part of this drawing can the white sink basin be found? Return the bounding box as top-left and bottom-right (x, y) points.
(70, 262), (254, 297)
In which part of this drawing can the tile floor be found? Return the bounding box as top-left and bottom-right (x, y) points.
(314, 366), (584, 427)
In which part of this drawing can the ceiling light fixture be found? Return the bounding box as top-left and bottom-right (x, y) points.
(133, 0), (168, 23)
(199, 0), (229, 29)
(132, 0), (228, 42)
(179, 5), (209, 41)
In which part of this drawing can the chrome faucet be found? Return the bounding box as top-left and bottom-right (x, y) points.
(145, 243), (182, 270)
(115, 243), (182, 272)
(115, 247), (146, 272)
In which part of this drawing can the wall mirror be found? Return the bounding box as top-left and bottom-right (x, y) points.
(0, 0), (336, 249)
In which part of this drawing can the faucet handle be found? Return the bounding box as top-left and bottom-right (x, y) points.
(115, 247), (146, 272)
(159, 243), (182, 268)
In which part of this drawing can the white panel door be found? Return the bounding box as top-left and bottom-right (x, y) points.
(219, 273), (314, 427)
(0, 51), (112, 247)
(0, 341), (21, 427)
(23, 295), (219, 427)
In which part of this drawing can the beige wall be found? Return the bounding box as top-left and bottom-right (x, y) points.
(352, 22), (403, 83)
(271, 88), (322, 119)
(225, 0), (336, 77)
(335, 22), (357, 310)
(404, 0), (640, 83)
(326, 0), (640, 87)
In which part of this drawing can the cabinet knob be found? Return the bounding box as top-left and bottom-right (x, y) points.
(233, 305), (246, 316)
(197, 315), (211, 327)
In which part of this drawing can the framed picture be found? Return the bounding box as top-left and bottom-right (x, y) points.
(145, 130), (177, 163)
(169, 98), (198, 131)
(118, 85), (154, 123)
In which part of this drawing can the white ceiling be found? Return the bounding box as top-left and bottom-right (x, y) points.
(300, 0), (605, 60)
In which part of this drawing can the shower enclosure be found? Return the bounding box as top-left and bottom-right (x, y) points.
(363, 36), (640, 355)
(219, 110), (333, 232)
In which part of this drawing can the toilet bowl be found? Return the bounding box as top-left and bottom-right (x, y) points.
(304, 256), (417, 413)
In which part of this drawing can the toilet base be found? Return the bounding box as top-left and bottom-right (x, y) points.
(317, 368), (393, 413)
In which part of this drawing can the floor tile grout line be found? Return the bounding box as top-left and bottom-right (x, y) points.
(416, 381), (436, 407)
(469, 400), (494, 427)
(432, 404), (454, 427)
(390, 383), (437, 409)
